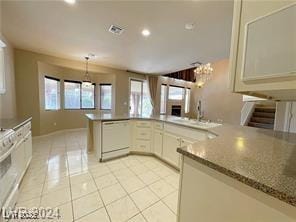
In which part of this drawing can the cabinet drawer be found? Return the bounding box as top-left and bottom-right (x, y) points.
(135, 140), (151, 152)
(135, 121), (152, 128)
(154, 121), (163, 130)
(24, 122), (31, 131)
(135, 129), (151, 140)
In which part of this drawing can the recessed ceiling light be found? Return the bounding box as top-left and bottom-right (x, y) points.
(64, 0), (76, 5)
(141, 29), (150, 37)
(185, 23), (195, 30)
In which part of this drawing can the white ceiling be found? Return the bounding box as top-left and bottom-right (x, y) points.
(1, 0), (234, 74)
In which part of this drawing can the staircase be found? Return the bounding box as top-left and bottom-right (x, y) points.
(248, 105), (276, 130)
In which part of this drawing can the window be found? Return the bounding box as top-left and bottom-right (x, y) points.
(82, 83), (95, 109)
(64, 80), (81, 109)
(160, 84), (167, 114)
(0, 40), (6, 94)
(129, 79), (152, 116)
(168, 86), (184, 100)
(130, 80), (142, 116)
(185, 88), (191, 113)
(100, 84), (112, 110)
(44, 76), (60, 110)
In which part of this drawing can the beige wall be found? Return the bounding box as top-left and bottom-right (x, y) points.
(0, 34), (17, 119)
(191, 59), (243, 125)
(14, 49), (145, 136)
(38, 62), (116, 135)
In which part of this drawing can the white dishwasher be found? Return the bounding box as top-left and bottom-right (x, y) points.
(102, 120), (130, 160)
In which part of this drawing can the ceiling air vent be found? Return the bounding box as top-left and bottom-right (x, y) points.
(109, 25), (124, 35)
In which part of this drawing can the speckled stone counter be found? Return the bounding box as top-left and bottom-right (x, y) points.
(177, 124), (296, 207)
(86, 113), (296, 207)
(0, 117), (32, 130)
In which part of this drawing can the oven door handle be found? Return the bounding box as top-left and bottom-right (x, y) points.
(0, 143), (17, 163)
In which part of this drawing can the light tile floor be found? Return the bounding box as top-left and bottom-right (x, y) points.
(15, 130), (180, 222)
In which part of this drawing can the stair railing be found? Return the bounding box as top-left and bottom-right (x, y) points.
(241, 102), (256, 126)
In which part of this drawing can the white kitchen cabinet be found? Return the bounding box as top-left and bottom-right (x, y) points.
(153, 130), (163, 157)
(179, 156), (296, 222)
(12, 142), (26, 184)
(93, 119), (210, 169)
(180, 138), (195, 166)
(135, 121), (152, 128)
(162, 132), (180, 167)
(229, 0), (296, 100)
(181, 138), (195, 147)
(132, 120), (152, 153)
(134, 139), (151, 153)
(135, 128), (151, 140)
(153, 121), (163, 131)
(24, 131), (32, 168)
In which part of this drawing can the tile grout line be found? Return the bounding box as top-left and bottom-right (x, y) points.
(22, 131), (179, 222)
(126, 156), (178, 219)
(65, 133), (76, 222)
(105, 160), (144, 222)
(88, 164), (113, 222)
(105, 156), (177, 222)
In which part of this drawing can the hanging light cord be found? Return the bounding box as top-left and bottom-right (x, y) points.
(85, 56), (89, 76)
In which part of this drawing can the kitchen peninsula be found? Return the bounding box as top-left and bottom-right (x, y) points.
(86, 113), (296, 222)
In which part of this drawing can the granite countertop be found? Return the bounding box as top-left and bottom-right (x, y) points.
(177, 124), (296, 207)
(0, 117), (32, 130)
(85, 113), (221, 130)
(86, 113), (296, 207)
(85, 113), (162, 121)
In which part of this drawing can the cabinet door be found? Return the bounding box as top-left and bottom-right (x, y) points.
(229, 0), (296, 98)
(181, 138), (195, 147)
(12, 142), (26, 183)
(180, 138), (196, 168)
(153, 131), (163, 157)
(163, 133), (180, 167)
(134, 140), (151, 153)
(24, 132), (32, 167)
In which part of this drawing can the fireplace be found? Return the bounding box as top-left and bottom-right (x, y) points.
(171, 105), (181, 117)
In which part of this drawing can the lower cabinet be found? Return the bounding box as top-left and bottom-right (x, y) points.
(153, 130), (163, 157)
(24, 131), (32, 167)
(134, 139), (151, 153)
(181, 138), (195, 147)
(163, 132), (181, 167)
(131, 120), (206, 169)
(12, 142), (26, 184)
(132, 121), (152, 153)
(12, 128), (32, 185)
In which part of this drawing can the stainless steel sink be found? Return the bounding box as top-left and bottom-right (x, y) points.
(171, 118), (221, 129)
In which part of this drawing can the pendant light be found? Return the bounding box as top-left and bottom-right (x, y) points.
(82, 56), (92, 87)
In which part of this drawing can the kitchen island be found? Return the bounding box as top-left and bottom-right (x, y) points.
(85, 113), (296, 222)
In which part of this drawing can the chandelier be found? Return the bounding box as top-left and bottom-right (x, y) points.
(194, 63), (213, 87)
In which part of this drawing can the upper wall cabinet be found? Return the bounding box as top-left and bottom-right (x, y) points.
(229, 0), (296, 100)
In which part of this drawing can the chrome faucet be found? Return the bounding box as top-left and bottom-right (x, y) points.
(197, 100), (203, 121)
